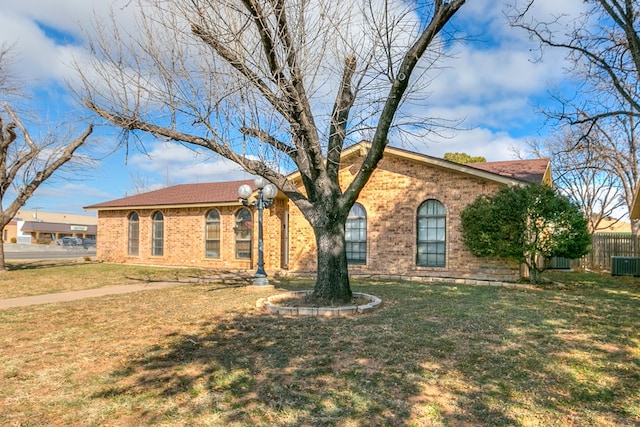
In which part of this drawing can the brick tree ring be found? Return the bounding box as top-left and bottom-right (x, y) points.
(256, 290), (382, 317)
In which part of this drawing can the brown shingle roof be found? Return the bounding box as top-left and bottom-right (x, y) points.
(466, 158), (550, 184)
(348, 142), (550, 185)
(84, 180), (254, 210)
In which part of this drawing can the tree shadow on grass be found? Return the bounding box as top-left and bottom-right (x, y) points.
(93, 308), (427, 425)
(123, 269), (254, 289)
(91, 279), (640, 426)
(6, 259), (83, 271)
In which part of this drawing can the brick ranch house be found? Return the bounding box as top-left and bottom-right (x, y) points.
(85, 142), (551, 282)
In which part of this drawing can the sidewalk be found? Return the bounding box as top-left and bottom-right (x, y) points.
(0, 282), (187, 309)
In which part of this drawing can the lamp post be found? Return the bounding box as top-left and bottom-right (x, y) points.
(238, 177), (278, 286)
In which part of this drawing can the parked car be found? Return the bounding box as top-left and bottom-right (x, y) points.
(56, 237), (84, 246)
(82, 238), (96, 247)
(65, 237), (79, 246)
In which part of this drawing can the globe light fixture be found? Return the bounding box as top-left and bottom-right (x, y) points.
(237, 184), (253, 200)
(238, 177), (278, 286)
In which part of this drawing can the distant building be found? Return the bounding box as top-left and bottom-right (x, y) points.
(592, 217), (631, 234)
(3, 209), (97, 244)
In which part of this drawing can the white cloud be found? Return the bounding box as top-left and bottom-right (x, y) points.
(391, 0), (590, 159)
(36, 181), (112, 199)
(0, 0), (137, 83)
(398, 126), (522, 162)
(129, 141), (249, 184)
(21, 182), (112, 214)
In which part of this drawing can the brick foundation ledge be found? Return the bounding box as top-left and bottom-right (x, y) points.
(256, 290), (382, 317)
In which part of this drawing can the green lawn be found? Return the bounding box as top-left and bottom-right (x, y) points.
(0, 262), (639, 426)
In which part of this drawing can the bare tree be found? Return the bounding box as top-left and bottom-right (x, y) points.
(589, 112), (640, 232)
(76, 0), (467, 302)
(511, 0), (640, 123)
(0, 45), (19, 99)
(510, 0), (640, 232)
(521, 127), (627, 233)
(0, 46), (93, 271)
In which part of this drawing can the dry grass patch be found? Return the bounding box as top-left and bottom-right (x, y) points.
(0, 260), (236, 299)
(0, 266), (639, 426)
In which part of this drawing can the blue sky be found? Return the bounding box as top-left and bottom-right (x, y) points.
(0, 0), (587, 216)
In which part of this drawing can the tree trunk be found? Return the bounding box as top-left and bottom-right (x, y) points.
(0, 240), (7, 272)
(529, 266), (542, 285)
(312, 219), (352, 303)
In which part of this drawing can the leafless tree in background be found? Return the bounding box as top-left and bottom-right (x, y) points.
(520, 126), (627, 233)
(76, 0), (467, 302)
(0, 44), (93, 271)
(510, 0), (640, 233)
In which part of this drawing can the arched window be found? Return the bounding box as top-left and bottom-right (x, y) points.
(205, 209), (221, 258)
(345, 203), (367, 264)
(128, 212), (139, 256)
(235, 208), (252, 259)
(151, 211), (164, 256)
(417, 200), (446, 267)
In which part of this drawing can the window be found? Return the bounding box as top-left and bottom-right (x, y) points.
(346, 203), (367, 264)
(205, 209), (221, 258)
(235, 208), (252, 259)
(151, 211), (164, 256)
(417, 200), (446, 267)
(128, 212), (139, 256)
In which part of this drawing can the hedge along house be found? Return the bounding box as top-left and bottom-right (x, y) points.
(85, 142), (551, 282)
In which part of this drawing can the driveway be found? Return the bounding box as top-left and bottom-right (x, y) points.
(3, 243), (96, 260)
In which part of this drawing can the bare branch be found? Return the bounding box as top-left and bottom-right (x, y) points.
(190, 23), (291, 121)
(345, 0), (466, 208)
(510, 0), (640, 123)
(327, 55), (357, 180)
(239, 126), (297, 161)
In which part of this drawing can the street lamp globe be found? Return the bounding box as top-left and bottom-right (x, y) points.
(262, 183), (278, 200)
(238, 184), (253, 200)
(253, 176), (267, 189)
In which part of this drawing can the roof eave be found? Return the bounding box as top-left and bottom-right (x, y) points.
(285, 141), (539, 186)
(85, 201), (245, 211)
(384, 146), (540, 186)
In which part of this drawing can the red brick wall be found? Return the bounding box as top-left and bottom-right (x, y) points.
(286, 152), (520, 281)
(96, 201), (286, 271)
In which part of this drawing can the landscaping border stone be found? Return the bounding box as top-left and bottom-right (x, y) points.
(257, 290), (382, 317)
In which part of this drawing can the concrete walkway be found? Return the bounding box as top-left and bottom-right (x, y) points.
(0, 282), (188, 309)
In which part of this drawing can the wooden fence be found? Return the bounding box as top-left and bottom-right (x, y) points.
(581, 233), (640, 271)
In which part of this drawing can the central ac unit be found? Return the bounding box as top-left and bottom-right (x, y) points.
(611, 256), (640, 277)
(548, 257), (571, 270)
